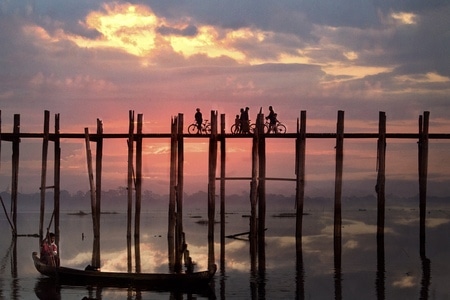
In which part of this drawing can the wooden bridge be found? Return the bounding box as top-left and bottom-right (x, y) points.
(0, 109), (443, 272)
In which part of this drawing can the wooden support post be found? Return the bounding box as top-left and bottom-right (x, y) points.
(54, 113), (61, 251)
(39, 110), (50, 240)
(334, 110), (344, 239)
(135, 114), (143, 273)
(250, 118), (258, 272)
(94, 120), (103, 269)
(11, 114), (20, 235)
(296, 111), (306, 242)
(95, 119), (103, 229)
(257, 112), (266, 272)
(175, 113), (184, 272)
(126, 110), (134, 272)
(376, 112), (386, 237)
(219, 113), (226, 271)
(84, 128), (99, 268)
(168, 116), (177, 270)
(208, 110), (218, 270)
(419, 111), (429, 256)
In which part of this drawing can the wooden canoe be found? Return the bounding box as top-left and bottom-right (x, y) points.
(32, 252), (216, 289)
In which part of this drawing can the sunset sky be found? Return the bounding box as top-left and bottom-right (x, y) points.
(1, 1), (450, 199)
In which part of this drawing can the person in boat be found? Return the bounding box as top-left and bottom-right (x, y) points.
(40, 232), (59, 267)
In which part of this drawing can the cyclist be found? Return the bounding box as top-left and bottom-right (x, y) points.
(195, 108), (203, 132)
(266, 106), (277, 133)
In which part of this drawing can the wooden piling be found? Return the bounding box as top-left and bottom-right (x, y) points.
(219, 113), (226, 271)
(175, 113), (184, 271)
(53, 113), (61, 252)
(257, 113), (266, 271)
(418, 111), (429, 256)
(168, 116), (177, 270)
(208, 110), (218, 269)
(126, 110), (134, 272)
(39, 110), (50, 240)
(95, 119), (103, 231)
(296, 111), (306, 241)
(134, 114), (143, 273)
(11, 114), (20, 234)
(376, 112), (386, 236)
(84, 127), (99, 268)
(250, 119), (258, 271)
(334, 111), (344, 239)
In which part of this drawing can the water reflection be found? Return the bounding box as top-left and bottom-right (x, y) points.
(33, 276), (216, 300)
(375, 235), (385, 300)
(0, 209), (448, 299)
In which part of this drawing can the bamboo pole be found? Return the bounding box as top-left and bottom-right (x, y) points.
(53, 113), (61, 252)
(39, 110), (50, 240)
(334, 111), (344, 239)
(134, 113), (143, 273)
(376, 112), (386, 237)
(296, 111), (306, 241)
(208, 110), (218, 270)
(127, 110), (134, 272)
(11, 114), (20, 235)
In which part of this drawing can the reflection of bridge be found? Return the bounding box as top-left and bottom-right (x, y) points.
(0, 109), (438, 298)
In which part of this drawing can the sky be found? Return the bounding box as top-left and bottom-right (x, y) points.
(1, 1), (450, 199)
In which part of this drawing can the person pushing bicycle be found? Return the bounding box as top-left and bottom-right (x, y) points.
(266, 106), (278, 133)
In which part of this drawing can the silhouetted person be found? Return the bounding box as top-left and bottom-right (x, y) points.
(241, 107), (250, 133)
(234, 114), (241, 133)
(195, 108), (203, 132)
(266, 106), (277, 133)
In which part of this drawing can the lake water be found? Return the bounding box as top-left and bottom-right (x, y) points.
(1, 203), (450, 299)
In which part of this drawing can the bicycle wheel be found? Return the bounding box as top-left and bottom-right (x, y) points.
(264, 123), (272, 134)
(249, 123), (256, 134)
(188, 124), (199, 134)
(231, 124), (239, 134)
(276, 123), (286, 134)
(204, 124), (211, 134)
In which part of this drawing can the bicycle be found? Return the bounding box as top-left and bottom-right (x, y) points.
(264, 120), (286, 134)
(188, 119), (211, 134)
(230, 120), (256, 134)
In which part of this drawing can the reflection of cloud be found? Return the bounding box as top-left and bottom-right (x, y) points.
(344, 239), (359, 250)
(392, 275), (417, 288)
(322, 219), (394, 236)
(427, 218), (450, 228)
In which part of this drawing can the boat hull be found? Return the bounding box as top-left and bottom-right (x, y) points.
(32, 252), (216, 290)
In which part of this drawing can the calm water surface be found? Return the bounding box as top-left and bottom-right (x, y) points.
(1, 204), (449, 299)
